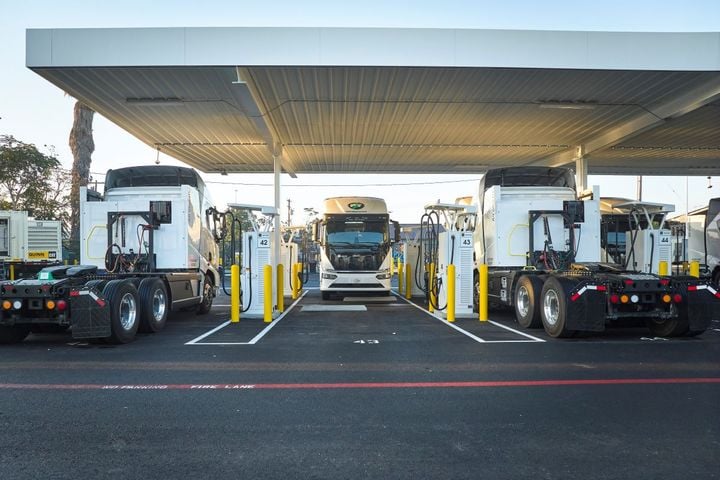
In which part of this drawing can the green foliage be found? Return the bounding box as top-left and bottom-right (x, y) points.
(0, 135), (71, 233)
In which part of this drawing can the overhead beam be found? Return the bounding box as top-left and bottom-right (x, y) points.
(234, 67), (298, 178)
(531, 76), (720, 168)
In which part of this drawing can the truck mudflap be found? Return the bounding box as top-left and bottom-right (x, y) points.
(69, 286), (111, 339)
(683, 282), (720, 332)
(563, 281), (606, 332)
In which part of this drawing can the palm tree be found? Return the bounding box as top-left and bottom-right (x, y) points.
(68, 101), (95, 260)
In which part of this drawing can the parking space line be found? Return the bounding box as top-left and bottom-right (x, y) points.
(487, 320), (545, 342)
(394, 293), (486, 343)
(186, 290), (308, 346)
(393, 293), (545, 343)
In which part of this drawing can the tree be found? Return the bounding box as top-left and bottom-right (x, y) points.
(0, 135), (63, 215)
(68, 101), (95, 248)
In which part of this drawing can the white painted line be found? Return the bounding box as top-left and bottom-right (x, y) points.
(394, 293), (486, 343)
(302, 305), (367, 312)
(186, 291), (308, 346)
(487, 320), (546, 343)
(185, 320), (232, 345)
(247, 291), (308, 344)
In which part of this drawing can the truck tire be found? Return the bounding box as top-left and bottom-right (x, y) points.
(0, 325), (31, 344)
(103, 280), (140, 344)
(196, 275), (214, 315)
(645, 307), (691, 337)
(515, 275), (543, 329)
(540, 277), (575, 338)
(138, 278), (168, 333)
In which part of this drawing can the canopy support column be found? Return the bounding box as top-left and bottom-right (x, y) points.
(575, 148), (587, 193)
(273, 153), (281, 303)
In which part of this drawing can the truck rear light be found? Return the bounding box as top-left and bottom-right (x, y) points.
(662, 294), (671, 303)
(596, 285), (607, 292)
(624, 279), (634, 286)
(630, 295), (639, 304)
(609, 294), (619, 304)
(620, 295), (629, 304)
(673, 294), (683, 303)
(659, 279), (670, 286)
(46, 300), (56, 310)
(2, 300), (11, 310)
(12, 300), (22, 310)
(56, 300), (67, 312)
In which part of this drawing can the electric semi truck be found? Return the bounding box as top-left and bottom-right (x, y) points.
(0, 166), (221, 344)
(313, 197), (399, 300)
(471, 166), (718, 338)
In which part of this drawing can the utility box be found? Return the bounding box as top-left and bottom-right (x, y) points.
(402, 241), (426, 297)
(241, 231), (274, 317)
(436, 231), (475, 318)
(27, 219), (62, 261)
(625, 229), (672, 274)
(0, 211), (27, 261)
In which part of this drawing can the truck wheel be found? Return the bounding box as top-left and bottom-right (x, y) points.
(540, 277), (574, 338)
(103, 280), (140, 344)
(138, 278), (168, 333)
(515, 275), (543, 329)
(196, 276), (214, 315)
(0, 326), (31, 344)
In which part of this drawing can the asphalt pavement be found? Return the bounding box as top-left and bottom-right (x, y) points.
(0, 281), (718, 480)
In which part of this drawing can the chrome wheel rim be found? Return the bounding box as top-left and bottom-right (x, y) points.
(543, 289), (560, 327)
(152, 289), (166, 322)
(120, 292), (137, 330)
(517, 286), (530, 318)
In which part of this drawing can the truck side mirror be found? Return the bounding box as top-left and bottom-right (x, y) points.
(392, 221), (401, 244)
(311, 221), (320, 244)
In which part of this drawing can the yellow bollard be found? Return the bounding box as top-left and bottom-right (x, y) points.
(277, 263), (284, 313)
(398, 262), (404, 294)
(479, 264), (489, 322)
(429, 262), (436, 313)
(9, 264), (15, 281)
(690, 260), (700, 278)
(263, 265), (272, 323)
(74, 259), (78, 265)
(405, 263), (412, 300)
(230, 264), (240, 323)
(291, 263), (298, 300)
(447, 264), (455, 322)
(658, 261), (668, 276)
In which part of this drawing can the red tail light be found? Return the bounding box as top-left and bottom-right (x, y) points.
(673, 294), (683, 303)
(56, 300), (67, 312)
(609, 294), (619, 304)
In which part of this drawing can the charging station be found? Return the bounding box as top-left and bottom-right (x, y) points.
(228, 203), (278, 318)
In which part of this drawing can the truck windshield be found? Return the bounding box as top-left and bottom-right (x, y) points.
(325, 215), (389, 271)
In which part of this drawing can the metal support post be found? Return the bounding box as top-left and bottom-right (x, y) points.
(9, 264), (14, 281)
(479, 264), (489, 322)
(447, 264), (455, 322)
(398, 263), (404, 294)
(264, 265), (273, 323)
(277, 263), (284, 313)
(429, 262), (436, 313)
(273, 153), (281, 311)
(231, 264), (240, 323)
(291, 263), (298, 300)
(405, 263), (412, 300)
(575, 149), (587, 193)
(690, 260), (700, 278)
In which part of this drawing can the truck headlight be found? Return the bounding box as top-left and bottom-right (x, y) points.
(376, 273), (391, 280)
(322, 273), (338, 280)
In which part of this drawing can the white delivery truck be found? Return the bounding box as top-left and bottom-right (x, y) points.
(0, 166), (220, 344)
(313, 197), (399, 300)
(471, 166), (718, 338)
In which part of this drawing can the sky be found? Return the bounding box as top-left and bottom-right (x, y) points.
(1, 0), (719, 223)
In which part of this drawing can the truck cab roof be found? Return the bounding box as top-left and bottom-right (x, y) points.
(105, 166), (206, 191)
(480, 167), (576, 193)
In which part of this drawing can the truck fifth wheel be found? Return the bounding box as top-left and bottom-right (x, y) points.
(472, 166), (719, 338)
(0, 166), (221, 344)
